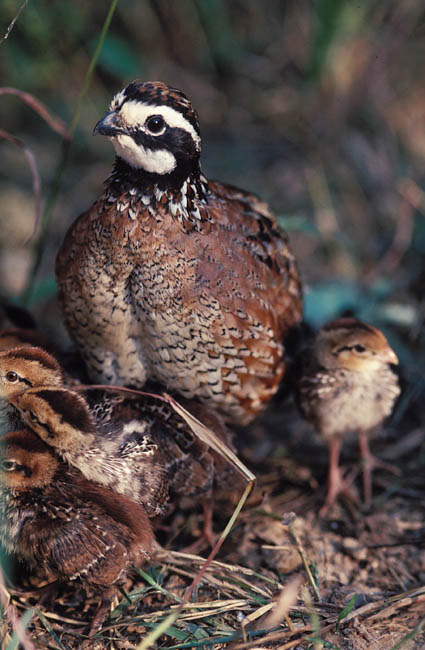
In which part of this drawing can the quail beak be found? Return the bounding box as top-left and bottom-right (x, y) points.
(93, 111), (127, 137)
(382, 347), (399, 366)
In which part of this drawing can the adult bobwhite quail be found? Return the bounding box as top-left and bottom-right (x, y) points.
(56, 80), (302, 425)
(296, 318), (400, 513)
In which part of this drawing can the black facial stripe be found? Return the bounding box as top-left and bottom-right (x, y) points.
(4, 431), (50, 454)
(130, 125), (198, 154)
(19, 377), (33, 388)
(334, 345), (366, 355)
(35, 389), (93, 434)
(35, 417), (56, 440)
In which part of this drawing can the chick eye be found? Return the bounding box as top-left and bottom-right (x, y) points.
(1, 460), (17, 472)
(145, 115), (165, 134)
(29, 411), (38, 423)
(353, 344), (366, 353)
(5, 371), (18, 383)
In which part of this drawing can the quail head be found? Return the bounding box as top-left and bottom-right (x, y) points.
(56, 80), (302, 425)
(0, 346), (64, 432)
(296, 318), (400, 513)
(0, 428), (155, 632)
(0, 346), (63, 392)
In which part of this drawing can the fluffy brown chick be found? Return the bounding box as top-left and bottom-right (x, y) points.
(9, 386), (168, 516)
(10, 382), (240, 545)
(110, 392), (241, 547)
(0, 429), (154, 633)
(296, 318), (400, 513)
(2, 346), (241, 542)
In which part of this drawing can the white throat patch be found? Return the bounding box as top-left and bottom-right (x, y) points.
(112, 134), (176, 174)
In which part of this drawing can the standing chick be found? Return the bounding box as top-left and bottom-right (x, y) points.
(296, 318), (400, 513)
(0, 429), (155, 632)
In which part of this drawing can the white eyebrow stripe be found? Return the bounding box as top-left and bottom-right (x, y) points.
(109, 89), (126, 111)
(119, 100), (201, 151)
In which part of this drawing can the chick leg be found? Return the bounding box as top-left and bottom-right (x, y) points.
(89, 598), (111, 636)
(320, 437), (358, 516)
(358, 429), (401, 510)
(183, 498), (217, 553)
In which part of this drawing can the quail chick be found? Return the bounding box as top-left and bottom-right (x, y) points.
(0, 346), (64, 431)
(0, 428), (155, 632)
(3, 347), (241, 537)
(295, 318), (400, 513)
(10, 383), (239, 522)
(56, 80), (302, 426)
(9, 386), (168, 516)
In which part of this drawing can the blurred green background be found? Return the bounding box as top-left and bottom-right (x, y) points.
(0, 0), (424, 402)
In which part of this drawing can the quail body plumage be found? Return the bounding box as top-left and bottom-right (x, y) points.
(296, 318), (400, 512)
(56, 80), (302, 425)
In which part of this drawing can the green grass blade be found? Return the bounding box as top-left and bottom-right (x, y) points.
(5, 607), (35, 650)
(23, 0), (119, 303)
(135, 481), (254, 650)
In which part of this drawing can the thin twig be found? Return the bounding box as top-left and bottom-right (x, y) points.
(0, 0), (28, 45)
(0, 88), (68, 138)
(283, 513), (322, 603)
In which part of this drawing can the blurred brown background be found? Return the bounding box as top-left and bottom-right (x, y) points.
(0, 0), (424, 415)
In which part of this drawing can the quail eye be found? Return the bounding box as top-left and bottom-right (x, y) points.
(1, 460), (17, 472)
(29, 411), (38, 423)
(145, 115), (165, 134)
(5, 371), (18, 383)
(353, 344), (366, 353)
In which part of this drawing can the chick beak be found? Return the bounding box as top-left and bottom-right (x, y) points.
(93, 111), (127, 137)
(382, 347), (399, 366)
